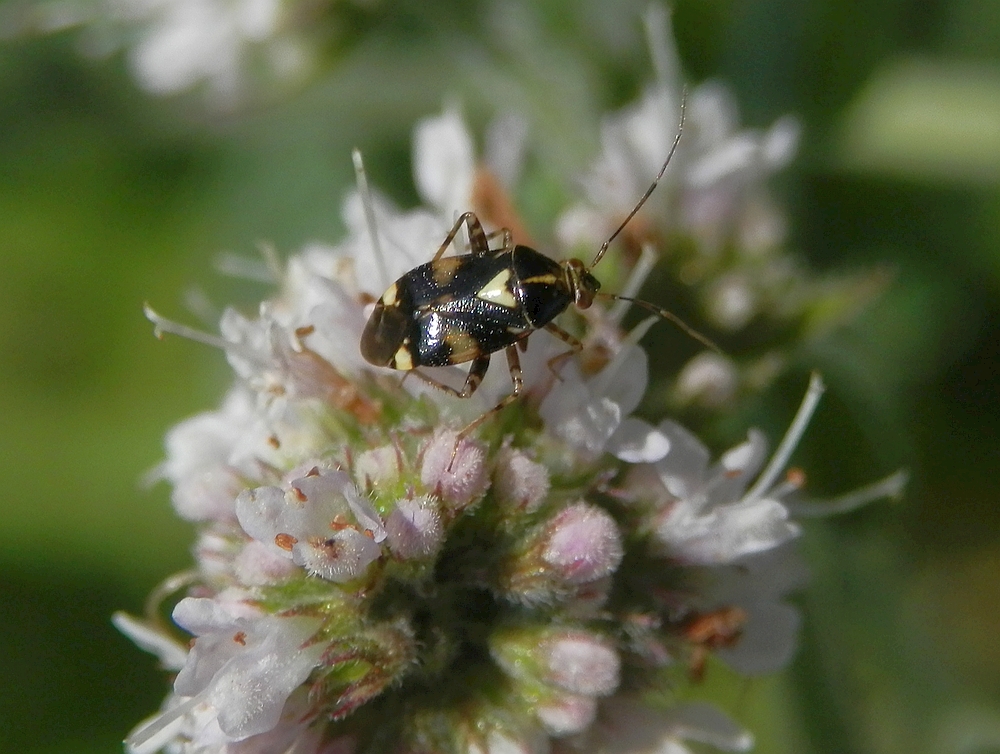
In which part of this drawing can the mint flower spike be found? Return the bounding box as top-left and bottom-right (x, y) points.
(122, 62), (904, 753)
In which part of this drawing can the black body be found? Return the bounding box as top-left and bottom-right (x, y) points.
(361, 245), (580, 369)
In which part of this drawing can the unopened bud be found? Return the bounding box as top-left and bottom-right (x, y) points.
(420, 429), (490, 512)
(385, 495), (444, 560)
(493, 447), (550, 515)
(541, 502), (623, 585)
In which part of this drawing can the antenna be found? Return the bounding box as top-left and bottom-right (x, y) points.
(589, 87), (687, 269)
(595, 292), (721, 353)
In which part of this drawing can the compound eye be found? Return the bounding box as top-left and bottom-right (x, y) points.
(573, 272), (600, 309)
(574, 288), (594, 309)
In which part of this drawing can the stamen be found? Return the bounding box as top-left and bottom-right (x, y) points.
(214, 249), (277, 283)
(743, 372), (826, 503)
(125, 691), (208, 753)
(788, 469), (909, 517)
(353, 148), (389, 291)
(142, 569), (201, 626)
(766, 469), (806, 500)
(608, 243), (658, 325)
(143, 304), (263, 364)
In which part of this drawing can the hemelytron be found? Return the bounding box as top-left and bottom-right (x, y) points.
(360, 96), (708, 434)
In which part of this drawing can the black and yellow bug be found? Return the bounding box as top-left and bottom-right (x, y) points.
(360, 99), (708, 431)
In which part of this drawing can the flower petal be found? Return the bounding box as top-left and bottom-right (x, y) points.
(607, 417), (671, 463)
(413, 106), (475, 216)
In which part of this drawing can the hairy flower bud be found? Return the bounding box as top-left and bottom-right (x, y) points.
(420, 429), (490, 513)
(493, 446), (550, 516)
(491, 626), (621, 698)
(385, 495), (444, 560)
(500, 501), (623, 606)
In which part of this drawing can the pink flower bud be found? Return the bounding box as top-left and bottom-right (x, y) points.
(493, 447), (550, 515)
(420, 429), (489, 512)
(385, 496), (444, 560)
(536, 694), (597, 736)
(542, 502), (623, 585)
(542, 632), (620, 696)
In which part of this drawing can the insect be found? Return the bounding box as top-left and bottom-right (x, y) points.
(680, 606), (747, 682)
(360, 96), (711, 434)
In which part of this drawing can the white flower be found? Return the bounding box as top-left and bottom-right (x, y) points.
(158, 387), (265, 521)
(559, 68), (799, 260)
(414, 104), (477, 219)
(586, 697), (753, 754)
(236, 466), (386, 582)
(112, 612), (189, 672)
(538, 320), (669, 464)
(652, 421), (801, 564)
(125, 593), (326, 751)
(701, 543), (807, 675)
(648, 374), (827, 565)
(23, 0), (317, 103)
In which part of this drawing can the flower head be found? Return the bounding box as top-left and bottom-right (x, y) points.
(121, 35), (904, 754)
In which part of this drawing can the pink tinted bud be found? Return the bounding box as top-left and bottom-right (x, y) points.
(543, 632), (620, 696)
(420, 430), (489, 512)
(385, 496), (444, 560)
(535, 694), (598, 736)
(542, 502), (623, 584)
(493, 447), (550, 515)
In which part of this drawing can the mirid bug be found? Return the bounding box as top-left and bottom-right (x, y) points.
(360, 96), (711, 433)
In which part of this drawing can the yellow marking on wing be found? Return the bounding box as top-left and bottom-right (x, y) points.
(432, 256), (463, 286)
(392, 346), (414, 370)
(381, 283), (399, 307)
(444, 329), (480, 361)
(476, 269), (517, 308)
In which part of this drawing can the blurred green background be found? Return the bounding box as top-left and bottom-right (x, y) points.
(1, 0), (999, 752)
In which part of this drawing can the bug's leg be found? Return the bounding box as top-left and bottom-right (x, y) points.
(447, 347), (522, 468)
(484, 227), (513, 252)
(432, 212), (491, 262)
(410, 354), (490, 399)
(543, 323), (583, 379)
(456, 345), (523, 444)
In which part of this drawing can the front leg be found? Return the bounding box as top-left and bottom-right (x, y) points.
(543, 322), (583, 379)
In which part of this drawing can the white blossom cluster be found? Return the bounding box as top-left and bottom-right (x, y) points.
(118, 90), (905, 754)
(555, 6), (889, 411)
(90, 8), (908, 753)
(2, 0), (345, 102)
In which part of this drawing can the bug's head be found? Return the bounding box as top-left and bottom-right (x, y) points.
(562, 258), (602, 309)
